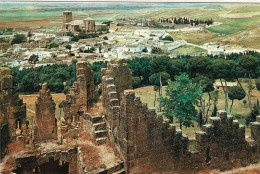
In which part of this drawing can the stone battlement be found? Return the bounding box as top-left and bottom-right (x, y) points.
(101, 61), (260, 173)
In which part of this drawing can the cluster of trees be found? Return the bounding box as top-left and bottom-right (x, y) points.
(79, 47), (95, 53)
(160, 17), (214, 26)
(127, 52), (259, 128)
(11, 60), (107, 94)
(11, 34), (27, 45)
(68, 31), (100, 42)
(49, 43), (59, 49)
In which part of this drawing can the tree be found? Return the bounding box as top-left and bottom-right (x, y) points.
(167, 59), (187, 80)
(211, 90), (219, 117)
(188, 56), (211, 77)
(11, 34), (26, 45)
(149, 72), (170, 86)
(150, 56), (171, 111)
(65, 45), (71, 50)
(132, 77), (141, 88)
(126, 57), (153, 85)
(142, 47), (148, 53)
(193, 75), (214, 125)
(49, 43), (59, 49)
(256, 79), (260, 91)
(228, 86), (246, 113)
(103, 36), (108, 40)
(67, 31), (74, 37)
(209, 59), (232, 112)
(161, 73), (202, 129)
(246, 99), (259, 125)
(28, 54), (39, 64)
(239, 55), (258, 110)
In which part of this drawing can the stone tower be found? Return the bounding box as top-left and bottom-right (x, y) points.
(34, 83), (57, 142)
(0, 67), (26, 141)
(63, 11), (72, 24)
(84, 17), (95, 32)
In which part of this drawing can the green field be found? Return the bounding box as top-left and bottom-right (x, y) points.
(170, 45), (207, 55)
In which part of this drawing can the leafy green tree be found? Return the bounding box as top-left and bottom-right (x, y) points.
(49, 43), (59, 49)
(246, 99), (259, 125)
(11, 34), (26, 45)
(65, 45), (71, 50)
(161, 73), (202, 129)
(142, 47), (148, 53)
(126, 57), (153, 85)
(209, 59), (232, 112)
(28, 54), (39, 64)
(132, 77), (141, 88)
(193, 75), (214, 125)
(238, 55), (258, 110)
(228, 86), (246, 113)
(256, 79), (260, 91)
(149, 72), (170, 86)
(67, 31), (74, 37)
(211, 90), (219, 117)
(150, 56), (171, 111)
(167, 59), (187, 80)
(188, 56), (211, 77)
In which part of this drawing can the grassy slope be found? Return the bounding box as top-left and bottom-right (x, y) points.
(170, 45), (207, 55)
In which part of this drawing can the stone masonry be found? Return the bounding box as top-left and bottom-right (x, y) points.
(101, 60), (260, 173)
(34, 83), (57, 142)
(0, 67), (27, 142)
(62, 61), (95, 131)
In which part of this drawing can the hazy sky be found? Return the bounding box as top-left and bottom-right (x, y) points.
(2, 0), (260, 2)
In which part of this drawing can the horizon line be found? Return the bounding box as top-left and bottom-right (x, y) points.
(1, 0), (260, 3)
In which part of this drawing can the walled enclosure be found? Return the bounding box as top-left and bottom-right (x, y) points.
(34, 83), (57, 142)
(101, 60), (260, 173)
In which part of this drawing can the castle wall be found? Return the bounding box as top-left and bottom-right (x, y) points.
(34, 83), (57, 142)
(101, 61), (260, 173)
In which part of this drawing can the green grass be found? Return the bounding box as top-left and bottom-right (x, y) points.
(170, 45), (207, 55)
(207, 24), (244, 34)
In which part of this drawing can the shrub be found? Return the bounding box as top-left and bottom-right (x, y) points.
(49, 43), (59, 49)
(11, 34), (26, 45)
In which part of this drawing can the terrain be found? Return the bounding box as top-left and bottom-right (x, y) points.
(1, 3), (260, 49)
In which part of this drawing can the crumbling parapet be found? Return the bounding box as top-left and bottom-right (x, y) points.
(101, 59), (132, 108)
(34, 83), (57, 142)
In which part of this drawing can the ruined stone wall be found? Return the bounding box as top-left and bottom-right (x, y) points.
(101, 59), (132, 108)
(251, 116), (260, 155)
(13, 148), (78, 174)
(101, 61), (260, 173)
(62, 61), (95, 130)
(34, 83), (57, 142)
(0, 67), (27, 142)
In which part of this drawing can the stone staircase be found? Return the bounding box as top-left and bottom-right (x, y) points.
(88, 161), (125, 174)
(85, 114), (108, 145)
